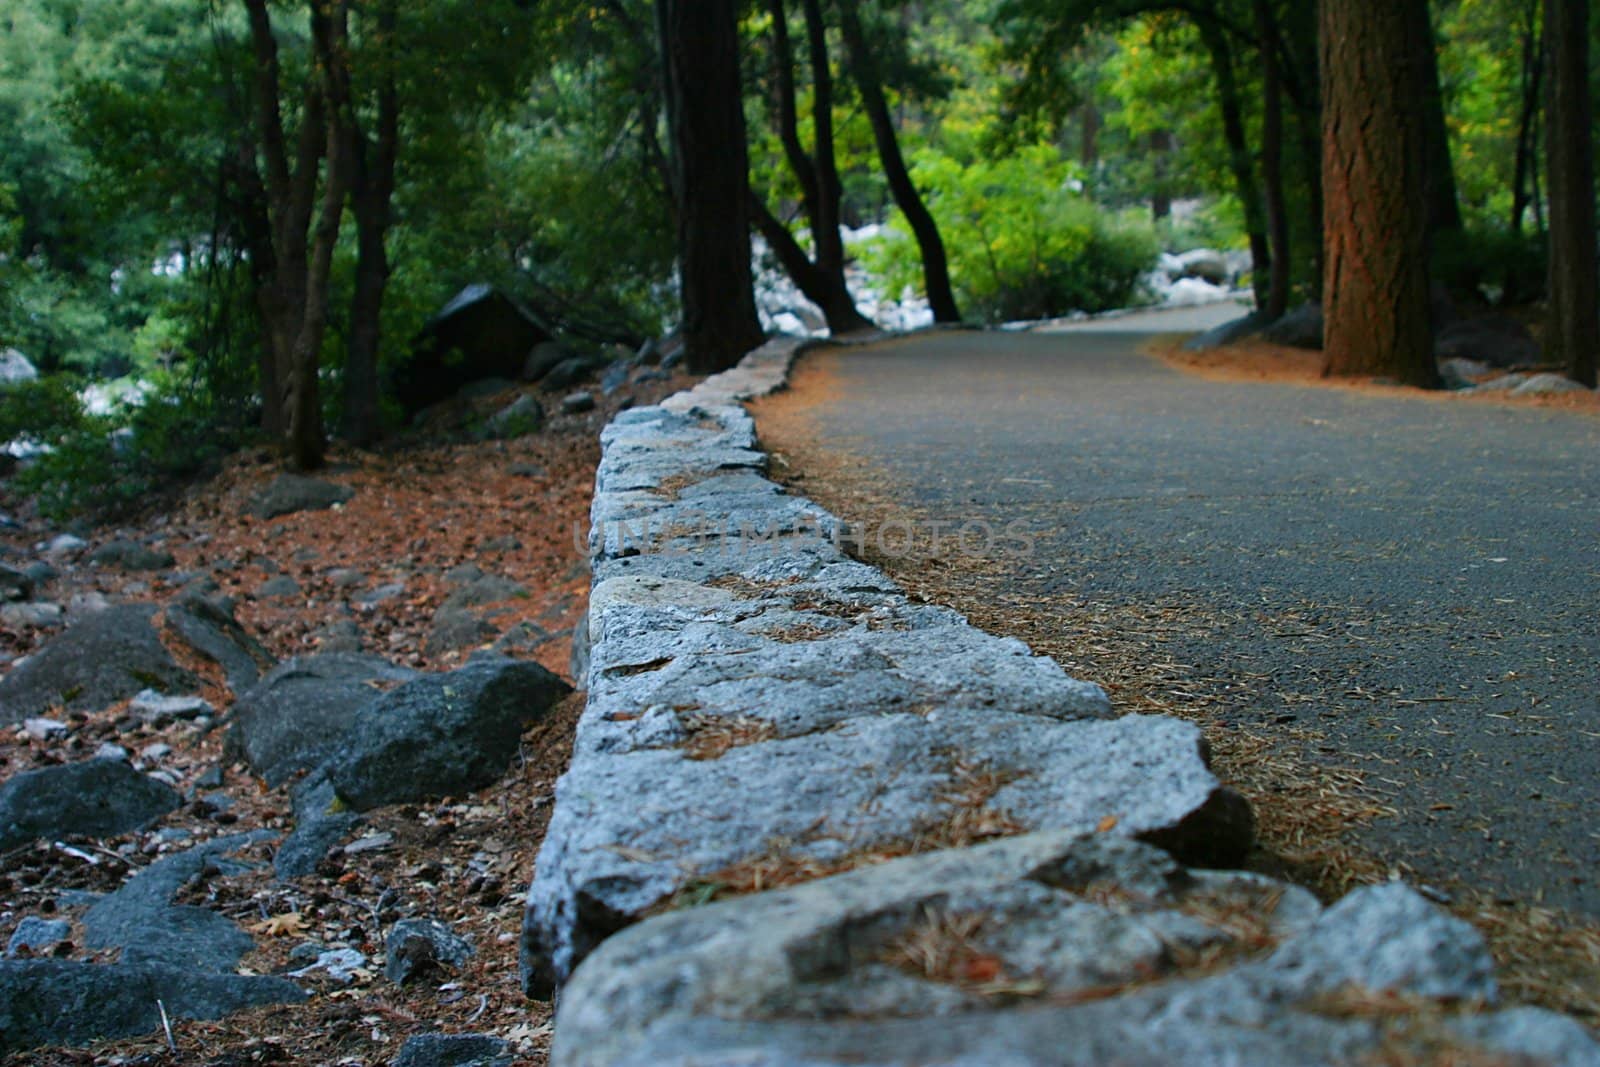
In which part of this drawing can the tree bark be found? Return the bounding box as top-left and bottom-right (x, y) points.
(1196, 17), (1271, 311)
(835, 0), (960, 323)
(1510, 1), (1544, 234)
(657, 0), (766, 372)
(1253, 0), (1291, 320)
(1405, 0), (1463, 238)
(1544, 0), (1599, 386)
(1319, 0), (1438, 387)
(1149, 130), (1174, 221)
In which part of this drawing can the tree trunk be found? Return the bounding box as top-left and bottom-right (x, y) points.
(1149, 130), (1173, 221)
(1544, 0), (1599, 386)
(1319, 0), (1438, 387)
(1274, 11), (1325, 292)
(1511, 1), (1544, 233)
(657, 0), (766, 372)
(1253, 0), (1291, 320)
(755, 0), (872, 335)
(1405, 0), (1463, 238)
(340, 0), (398, 447)
(835, 0), (960, 323)
(1197, 18), (1271, 311)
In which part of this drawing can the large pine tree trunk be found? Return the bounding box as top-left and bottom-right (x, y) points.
(1544, 0), (1599, 386)
(835, 0), (960, 323)
(1197, 19), (1271, 311)
(1319, 0), (1438, 387)
(1253, 0), (1291, 320)
(658, 0), (766, 373)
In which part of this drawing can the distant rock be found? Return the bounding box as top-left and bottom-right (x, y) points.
(312, 618), (364, 653)
(1510, 373), (1591, 397)
(44, 533), (87, 557)
(90, 539), (175, 571)
(1182, 310), (1269, 351)
(0, 603), (197, 724)
(226, 653), (420, 787)
(247, 474), (355, 520)
(1173, 248), (1229, 285)
(1435, 315), (1540, 369)
(384, 919), (475, 985)
(0, 602), (62, 628)
(392, 1033), (514, 1067)
(0, 348), (38, 385)
(600, 361), (630, 396)
(426, 607), (498, 656)
(324, 657), (571, 811)
(522, 340), (574, 383)
(164, 592), (276, 692)
(254, 575), (301, 599)
(561, 391), (596, 414)
(540, 354), (607, 394)
(1439, 357), (1492, 391)
(443, 574), (525, 611)
(1261, 302), (1324, 349)
(1470, 372), (1529, 393)
(129, 689), (213, 724)
(484, 394), (544, 439)
(0, 758), (181, 850)
(0, 562), (34, 602)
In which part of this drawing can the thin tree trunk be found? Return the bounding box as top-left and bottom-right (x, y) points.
(1511, 1), (1544, 234)
(835, 0), (960, 322)
(657, 0), (766, 373)
(1253, 0), (1291, 320)
(1319, 0), (1438, 387)
(1405, 0), (1463, 237)
(1274, 14), (1325, 292)
(1197, 18), (1271, 311)
(341, 0), (398, 447)
(1149, 130), (1174, 221)
(750, 197), (869, 329)
(1544, 0), (1599, 386)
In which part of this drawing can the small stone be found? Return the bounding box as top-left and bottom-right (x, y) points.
(288, 947), (368, 983)
(5, 918), (73, 957)
(23, 718), (67, 742)
(89, 540), (176, 572)
(391, 1032), (513, 1067)
(384, 919), (475, 985)
(45, 534), (87, 557)
(94, 743), (129, 762)
(1510, 372), (1590, 397)
(255, 576), (301, 599)
(129, 690), (213, 724)
(139, 743), (172, 762)
(247, 475), (355, 520)
(561, 390), (596, 414)
(508, 462), (546, 478)
(343, 832), (394, 855)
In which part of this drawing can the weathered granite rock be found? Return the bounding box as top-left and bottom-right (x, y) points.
(90, 539), (175, 571)
(129, 689), (213, 724)
(84, 832), (275, 972)
(5, 917), (71, 957)
(552, 833), (1598, 1067)
(1, 601), (62, 628)
(248, 474), (355, 519)
(325, 657), (572, 810)
(0, 758), (181, 849)
(1511, 372), (1591, 397)
(0, 603), (196, 723)
(384, 919), (476, 985)
(1182, 311), (1269, 351)
(0, 960), (304, 1055)
(392, 1033), (514, 1067)
(226, 653), (420, 787)
(164, 592), (277, 692)
(1261, 302), (1323, 349)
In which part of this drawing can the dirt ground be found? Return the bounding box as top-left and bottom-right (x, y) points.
(0, 367), (693, 1066)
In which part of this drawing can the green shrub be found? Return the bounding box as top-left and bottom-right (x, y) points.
(863, 145), (1160, 324)
(1432, 226), (1547, 307)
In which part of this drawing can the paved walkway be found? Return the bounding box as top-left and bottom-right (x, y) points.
(782, 316), (1600, 914)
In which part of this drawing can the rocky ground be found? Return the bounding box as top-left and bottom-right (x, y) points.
(0, 364), (693, 1065)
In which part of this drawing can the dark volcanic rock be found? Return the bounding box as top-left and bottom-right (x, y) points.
(0, 960), (304, 1055)
(0, 759), (181, 850)
(247, 474), (355, 520)
(0, 603), (196, 724)
(226, 653), (420, 787)
(325, 657), (571, 811)
(165, 592), (277, 692)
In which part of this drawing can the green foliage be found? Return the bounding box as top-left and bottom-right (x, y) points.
(866, 145), (1159, 322)
(1432, 225), (1548, 306)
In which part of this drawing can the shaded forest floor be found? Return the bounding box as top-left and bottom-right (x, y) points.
(0, 367), (694, 1065)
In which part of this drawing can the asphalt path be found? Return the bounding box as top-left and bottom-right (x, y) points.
(785, 311), (1600, 914)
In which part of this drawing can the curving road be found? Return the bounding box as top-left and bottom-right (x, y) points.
(770, 310), (1600, 915)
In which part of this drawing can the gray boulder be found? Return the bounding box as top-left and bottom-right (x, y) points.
(1182, 310), (1268, 352)
(552, 832), (1598, 1067)
(523, 340), (574, 382)
(384, 919), (476, 985)
(255, 575), (301, 599)
(0, 759), (181, 850)
(541, 354), (608, 393)
(562, 391), (596, 414)
(1174, 248), (1229, 285)
(248, 474), (355, 520)
(1261, 302), (1324, 349)
(393, 1033), (514, 1067)
(1, 602), (62, 628)
(5, 918), (71, 957)
(485, 394), (544, 439)
(324, 657), (572, 811)
(1435, 315), (1541, 369)
(226, 653), (420, 787)
(164, 592), (276, 692)
(0, 960), (304, 1055)
(90, 539), (175, 571)
(0, 603), (197, 723)
(0, 348), (38, 385)
(84, 832), (275, 972)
